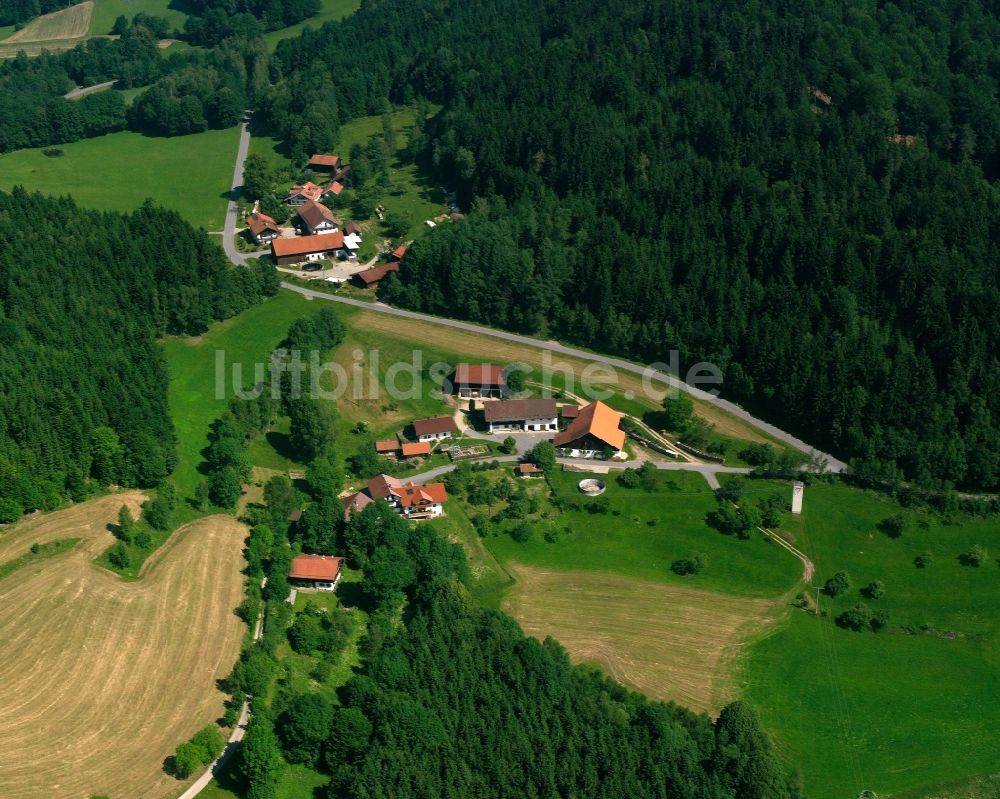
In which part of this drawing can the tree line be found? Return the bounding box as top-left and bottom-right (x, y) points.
(259, 0), (1000, 491)
(0, 188), (277, 522)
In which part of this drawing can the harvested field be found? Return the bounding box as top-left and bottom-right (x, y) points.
(0, 493), (247, 799)
(503, 563), (777, 714)
(0, 2), (94, 57)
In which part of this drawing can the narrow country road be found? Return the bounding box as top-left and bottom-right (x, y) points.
(219, 107), (846, 474)
(63, 79), (116, 99)
(223, 116), (253, 267)
(281, 282), (848, 473)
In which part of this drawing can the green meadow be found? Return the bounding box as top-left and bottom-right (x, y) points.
(162, 291), (322, 500)
(744, 481), (1000, 799)
(262, 0), (360, 50)
(89, 0), (189, 35)
(0, 127), (240, 229)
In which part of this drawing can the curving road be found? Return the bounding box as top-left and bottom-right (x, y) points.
(281, 282), (848, 473)
(219, 112), (847, 474)
(222, 118), (253, 267)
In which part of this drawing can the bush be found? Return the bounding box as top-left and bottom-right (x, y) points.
(671, 553), (705, 575)
(914, 551), (933, 568)
(510, 522), (534, 543)
(171, 742), (204, 778)
(716, 478), (744, 503)
(499, 436), (517, 454)
(836, 603), (873, 631)
(870, 608), (890, 631)
(134, 529), (152, 549)
(861, 580), (884, 600)
(823, 571), (850, 597)
(879, 513), (907, 538)
(191, 725), (224, 763)
(528, 441), (556, 473)
(587, 495), (611, 514)
(960, 544), (988, 566)
(617, 468), (641, 489)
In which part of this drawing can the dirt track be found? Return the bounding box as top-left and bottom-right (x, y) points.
(503, 563), (778, 714)
(0, 494), (247, 799)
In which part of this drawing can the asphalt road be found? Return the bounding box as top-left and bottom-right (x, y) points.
(281, 282), (849, 472)
(63, 79), (117, 99)
(218, 110), (846, 475)
(222, 119), (252, 267)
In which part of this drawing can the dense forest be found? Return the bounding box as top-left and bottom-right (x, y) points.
(262, 0), (1000, 490)
(0, 188), (277, 522)
(231, 466), (801, 799)
(0, 0), (76, 26)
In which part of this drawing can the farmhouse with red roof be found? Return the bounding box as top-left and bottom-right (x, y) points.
(288, 554), (344, 591)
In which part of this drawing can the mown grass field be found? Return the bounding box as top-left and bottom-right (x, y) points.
(0, 493), (247, 799)
(743, 481), (1000, 799)
(262, 0), (359, 50)
(505, 563), (778, 714)
(0, 1), (93, 56)
(162, 291), (322, 500)
(0, 127), (240, 229)
(89, 0), (188, 35)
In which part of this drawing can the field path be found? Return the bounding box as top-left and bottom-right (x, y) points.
(504, 563), (778, 714)
(0, 495), (247, 799)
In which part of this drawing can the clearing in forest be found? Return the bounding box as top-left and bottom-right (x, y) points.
(0, 493), (247, 799)
(0, 2), (94, 56)
(503, 563), (777, 714)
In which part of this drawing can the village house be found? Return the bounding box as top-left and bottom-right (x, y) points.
(342, 474), (449, 520)
(297, 200), (341, 235)
(453, 363), (506, 398)
(352, 261), (398, 288)
(412, 416), (455, 442)
(484, 399), (558, 433)
(553, 400), (626, 459)
(285, 181), (325, 205)
(245, 210), (282, 244)
(345, 221), (363, 236)
(307, 153), (341, 175)
(271, 232), (345, 265)
(288, 554), (344, 591)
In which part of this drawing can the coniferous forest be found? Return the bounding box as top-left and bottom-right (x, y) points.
(0, 188), (277, 521)
(262, 0), (1000, 491)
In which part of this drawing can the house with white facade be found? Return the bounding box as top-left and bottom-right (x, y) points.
(484, 399), (558, 433)
(297, 200), (340, 235)
(341, 474), (449, 520)
(412, 416), (456, 442)
(288, 554), (344, 591)
(553, 400), (626, 459)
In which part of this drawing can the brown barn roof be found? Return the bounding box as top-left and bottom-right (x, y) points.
(391, 244), (408, 260)
(297, 200), (339, 231)
(412, 416), (455, 437)
(560, 404), (580, 418)
(374, 439), (398, 453)
(366, 474), (404, 500)
(517, 463), (542, 475)
(454, 363), (505, 387)
(271, 232), (344, 258)
(553, 400), (625, 450)
(342, 491), (373, 518)
(354, 261), (399, 286)
(484, 399), (557, 423)
(289, 554), (343, 582)
(308, 153), (341, 168)
(287, 182), (324, 202)
(345, 222), (363, 235)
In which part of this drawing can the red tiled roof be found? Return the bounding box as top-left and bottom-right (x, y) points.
(271, 232), (344, 258)
(396, 481), (447, 508)
(560, 404), (580, 418)
(245, 211), (279, 236)
(412, 416), (455, 437)
(374, 439), (398, 453)
(401, 441), (432, 457)
(289, 554), (343, 582)
(517, 463), (542, 474)
(354, 261), (399, 286)
(391, 244), (408, 260)
(308, 153), (341, 168)
(553, 400), (625, 450)
(287, 182), (324, 202)
(484, 399), (557, 423)
(454, 363), (505, 387)
(325, 181), (344, 196)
